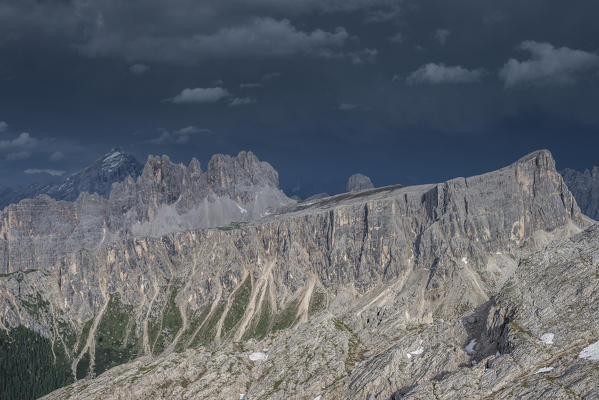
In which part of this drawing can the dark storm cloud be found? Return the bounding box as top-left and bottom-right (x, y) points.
(80, 18), (350, 63)
(1, 0), (599, 196)
(0, 0), (397, 64)
(500, 41), (599, 87)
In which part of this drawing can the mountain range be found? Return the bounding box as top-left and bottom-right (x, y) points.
(0, 149), (598, 399)
(0, 148), (144, 209)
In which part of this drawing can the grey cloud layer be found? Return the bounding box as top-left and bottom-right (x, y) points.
(406, 63), (484, 85)
(0, 128), (79, 163)
(500, 41), (599, 87)
(0, 132), (38, 161)
(24, 168), (65, 176)
(0, 132), (38, 150)
(168, 87), (231, 104)
(0, 0), (399, 63)
(81, 18), (349, 63)
(150, 126), (212, 145)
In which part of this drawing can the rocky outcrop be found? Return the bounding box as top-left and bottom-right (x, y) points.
(33, 150), (597, 400)
(0, 151), (293, 273)
(0, 148), (143, 208)
(0, 149), (590, 399)
(561, 165), (599, 220)
(346, 173), (374, 192)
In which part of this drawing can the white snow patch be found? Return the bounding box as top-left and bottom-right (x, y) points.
(579, 340), (599, 361)
(495, 351), (501, 357)
(236, 203), (248, 214)
(102, 151), (124, 169)
(240, 395), (246, 399)
(535, 367), (554, 374)
(464, 339), (477, 355)
(541, 333), (554, 345)
(409, 341), (424, 357)
(461, 257), (468, 264)
(249, 352), (268, 361)
(495, 251), (502, 255)
(314, 396), (322, 400)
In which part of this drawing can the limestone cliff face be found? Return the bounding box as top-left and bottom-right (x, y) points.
(346, 173), (374, 192)
(0, 151), (293, 273)
(0, 150), (587, 391)
(561, 165), (599, 220)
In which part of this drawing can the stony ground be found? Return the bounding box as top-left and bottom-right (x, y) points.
(44, 223), (599, 399)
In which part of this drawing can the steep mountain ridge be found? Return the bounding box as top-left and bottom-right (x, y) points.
(0, 148), (143, 208)
(0, 150), (293, 273)
(561, 165), (599, 220)
(0, 149), (590, 399)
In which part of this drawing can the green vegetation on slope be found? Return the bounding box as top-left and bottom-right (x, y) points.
(77, 351), (90, 380)
(175, 305), (210, 353)
(273, 299), (299, 332)
(20, 292), (50, 321)
(244, 292), (273, 340)
(0, 326), (72, 399)
(191, 302), (225, 347)
(221, 276), (252, 337)
(94, 293), (141, 375)
(152, 286), (183, 355)
(308, 290), (327, 315)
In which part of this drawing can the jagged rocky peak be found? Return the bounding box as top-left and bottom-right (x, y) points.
(346, 172), (374, 192)
(0, 147), (143, 208)
(561, 162), (599, 220)
(60, 147), (144, 200)
(207, 150), (280, 190)
(0, 149), (293, 273)
(100, 147), (137, 171)
(187, 157), (202, 175)
(134, 150), (280, 192)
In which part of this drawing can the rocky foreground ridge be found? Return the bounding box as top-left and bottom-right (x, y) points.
(0, 149), (596, 399)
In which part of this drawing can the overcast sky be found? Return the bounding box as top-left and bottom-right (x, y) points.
(1, 0), (598, 197)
